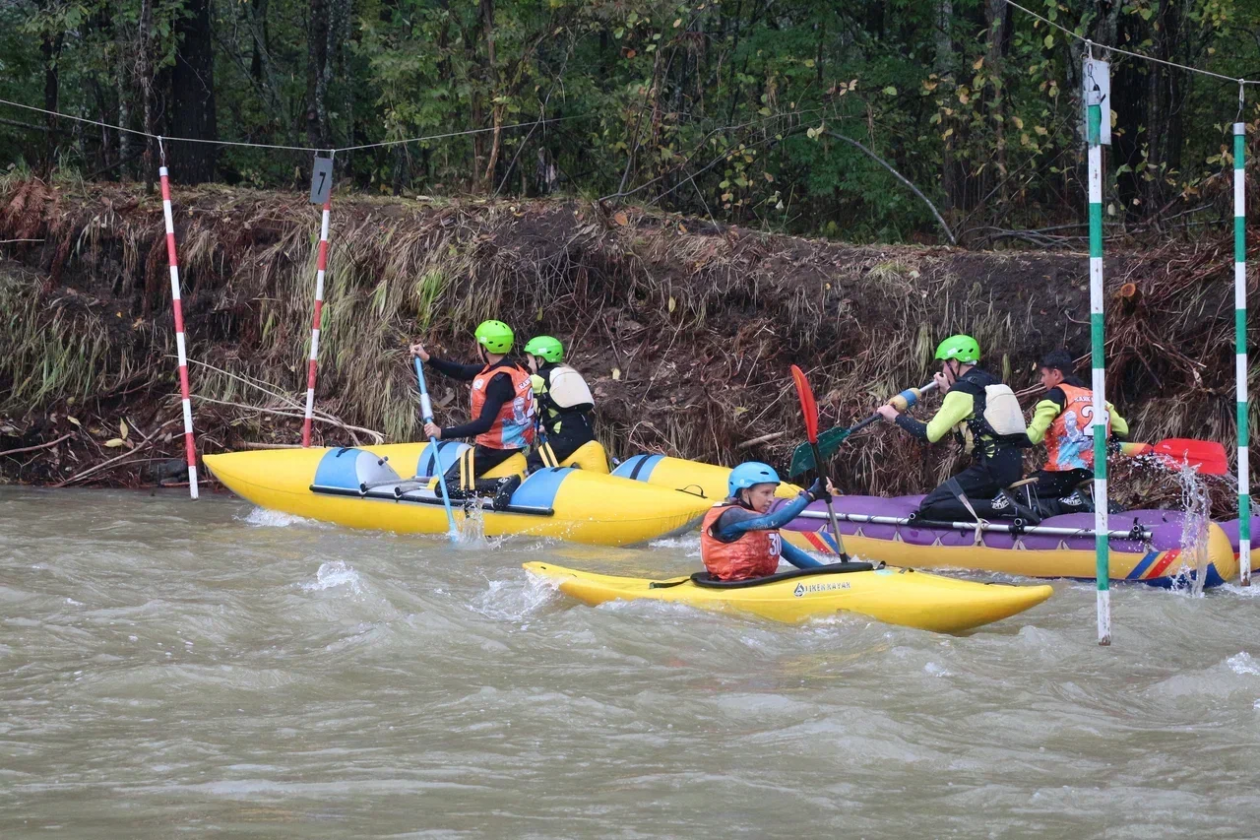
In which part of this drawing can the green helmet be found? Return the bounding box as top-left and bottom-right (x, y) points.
(474, 319), (514, 354)
(934, 334), (981, 364)
(523, 335), (564, 364)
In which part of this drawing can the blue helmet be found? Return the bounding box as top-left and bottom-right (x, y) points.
(728, 462), (781, 499)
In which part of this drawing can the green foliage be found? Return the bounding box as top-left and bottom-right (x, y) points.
(1, 0), (1259, 241)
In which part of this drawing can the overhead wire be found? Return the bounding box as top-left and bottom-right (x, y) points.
(0, 94), (584, 155)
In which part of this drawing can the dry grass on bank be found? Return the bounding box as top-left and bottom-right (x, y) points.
(0, 178), (1255, 514)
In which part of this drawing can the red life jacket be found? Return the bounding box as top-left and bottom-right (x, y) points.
(1044, 383), (1110, 471)
(700, 504), (782, 581)
(470, 362), (536, 450)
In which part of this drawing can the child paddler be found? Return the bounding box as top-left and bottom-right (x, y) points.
(521, 335), (598, 471)
(1025, 349), (1129, 512)
(701, 462), (832, 581)
(875, 334), (1031, 521)
(409, 320), (534, 510)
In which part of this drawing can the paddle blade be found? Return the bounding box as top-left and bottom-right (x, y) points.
(788, 426), (853, 477)
(1153, 438), (1229, 475)
(790, 365), (819, 443)
(788, 440), (815, 477)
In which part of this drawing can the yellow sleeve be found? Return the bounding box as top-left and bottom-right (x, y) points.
(1026, 399), (1061, 445)
(530, 373), (546, 396)
(1108, 403), (1129, 439)
(925, 391), (975, 443)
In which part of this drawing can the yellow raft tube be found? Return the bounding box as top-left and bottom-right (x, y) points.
(525, 561), (1054, 633)
(611, 454), (801, 501)
(203, 442), (712, 546)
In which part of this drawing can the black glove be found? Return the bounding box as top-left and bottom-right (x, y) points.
(804, 477), (831, 504)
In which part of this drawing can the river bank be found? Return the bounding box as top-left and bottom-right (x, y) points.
(0, 178), (1253, 511)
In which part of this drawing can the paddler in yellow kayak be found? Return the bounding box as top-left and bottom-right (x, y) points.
(701, 462), (833, 581)
(410, 320), (535, 509)
(1025, 348), (1129, 513)
(875, 334), (1031, 521)
(521, 335), (599, 472)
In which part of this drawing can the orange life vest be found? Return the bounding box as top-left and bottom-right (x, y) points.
(470, 362), (536, 450)
(700, 504), (782, 581)
(1044, 383), (1111, 472)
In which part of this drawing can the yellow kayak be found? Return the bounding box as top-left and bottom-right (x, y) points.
(204, 443), (712, 546)
(525, 561), (1054, 633)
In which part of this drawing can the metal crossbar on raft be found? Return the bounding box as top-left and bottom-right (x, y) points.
(792, 509), (1151, 543)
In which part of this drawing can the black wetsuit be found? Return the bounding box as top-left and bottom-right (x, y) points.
(893, 367), (1025, 520)
(525, 362), (597, 472)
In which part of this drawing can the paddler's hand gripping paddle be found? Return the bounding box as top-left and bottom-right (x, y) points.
(790, 365), (851, 562)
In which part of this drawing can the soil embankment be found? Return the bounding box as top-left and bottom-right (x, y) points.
(0, 179), (1253, 510)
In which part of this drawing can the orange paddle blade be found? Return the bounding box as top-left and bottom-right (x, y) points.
(790, 364), (819, 443)
(1152, 438), (1229, 475)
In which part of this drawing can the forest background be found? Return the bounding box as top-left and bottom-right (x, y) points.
(4, 0), (1259, 240)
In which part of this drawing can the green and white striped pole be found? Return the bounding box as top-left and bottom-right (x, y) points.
(1087, 94), (1111, 644)
(1235, 118), (1251, 587)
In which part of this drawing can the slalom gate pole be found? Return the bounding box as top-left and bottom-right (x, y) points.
(157, 140), (198, 500)
(302, 151), (334, 447)
(1087, 96), (1111, 644)
(1235, 118), (1251, 586)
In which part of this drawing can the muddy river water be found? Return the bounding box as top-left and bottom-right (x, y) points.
(2, 487), (1259, 838)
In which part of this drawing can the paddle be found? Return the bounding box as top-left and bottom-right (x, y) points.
(789, 365), (851, 562)
(1118, 438), (1229, 475)
(413, 357), (460, 541)
(788, 381), (939, 477)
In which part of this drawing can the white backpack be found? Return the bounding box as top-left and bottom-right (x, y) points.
(982, 384), (1027, 437)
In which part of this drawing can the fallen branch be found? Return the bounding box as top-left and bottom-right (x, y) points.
(53, 420), (178, 487)
(823, 131), (956, 246)
(0, 433), (74, 458)
(192, 395), (385, 444)
(737, 430), (787, 450)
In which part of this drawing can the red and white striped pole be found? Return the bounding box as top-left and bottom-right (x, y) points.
(158, 139), (199, 499)
(302, 152), (334, 447)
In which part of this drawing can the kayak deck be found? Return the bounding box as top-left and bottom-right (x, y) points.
(525, 561), (1054, 633)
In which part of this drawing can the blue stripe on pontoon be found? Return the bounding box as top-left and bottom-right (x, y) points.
(610, 454), (649, 479)
(510, 467), (570, 509)
(632, 454), (664, 481)
(1127, 549), (1159, 580)
(312, 448), (364, 490)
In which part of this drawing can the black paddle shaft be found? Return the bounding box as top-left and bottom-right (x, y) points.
(807, 441), (851, 562)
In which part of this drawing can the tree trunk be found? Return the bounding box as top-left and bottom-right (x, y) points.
(40, 30), (64, 177)
(477, 0), (498, 191)
(168, 0), (218, 183)
(984, 0), (1009, 204)
(305, 0), (331, 149)
(140, 0), (156, 191)
(934, 0), (956, 212)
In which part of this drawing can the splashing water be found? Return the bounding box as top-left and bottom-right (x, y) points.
(457, 500), (487, 543)
(243, 507), (325, 528)
(1174, 462), (1212, 596)
(300, 560), (363, 594)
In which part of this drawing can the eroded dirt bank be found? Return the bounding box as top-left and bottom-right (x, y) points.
(0, 179), (1253, 510)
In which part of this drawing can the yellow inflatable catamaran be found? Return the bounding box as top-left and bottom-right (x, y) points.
(203, 442), (710, 546)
